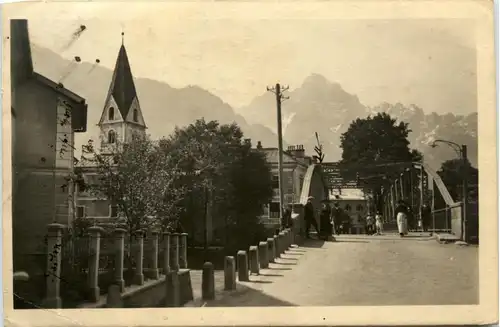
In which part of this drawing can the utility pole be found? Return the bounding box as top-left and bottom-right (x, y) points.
(267, 83), (289, 228)
(461, 144), (469, 243)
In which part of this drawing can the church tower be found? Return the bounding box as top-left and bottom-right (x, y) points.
(98, 33), (146, 151)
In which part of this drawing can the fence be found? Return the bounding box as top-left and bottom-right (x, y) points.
(38, 223), (189, 308)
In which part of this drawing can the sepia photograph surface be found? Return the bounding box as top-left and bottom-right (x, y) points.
(3, 0), (497, 326)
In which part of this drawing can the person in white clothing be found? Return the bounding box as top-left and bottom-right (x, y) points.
(375, 211), (383, 235)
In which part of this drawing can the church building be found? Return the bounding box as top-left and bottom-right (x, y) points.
(75, 35), (147, 221)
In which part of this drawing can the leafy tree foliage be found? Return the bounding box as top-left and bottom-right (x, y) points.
(80, 134), (191, 234)
(437, 158), (478, 202)
(340, 112), (421, 164)
(166, 118), (273, 252)
(339, 113), (422, 211)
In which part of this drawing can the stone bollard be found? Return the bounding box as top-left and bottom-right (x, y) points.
(267, 238), (276, 263)
(106, 284), (123, 308)
(170, 233), (180, 271)
(249, 246), (259, 274)
(42, 223), (64, 308)
(224, 256), (236, 291)
(273, 235), (280, 258)
(258, 241), (269, 268)
(180, 233), (188, 269)
(284, 230), (290, 249)
(113, 228), (126, 292)
(237, 251), (249, 281)
(165, 270), (180, 307)
(202, 262), (215, 300)
(149, 231), (160, 279)
(162, 233), (171, 274)
(133, 231), (145, 285)
(88, 226), (104, 302)
(279, 232), (286, 254)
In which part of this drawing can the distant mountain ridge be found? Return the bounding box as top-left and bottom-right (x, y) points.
(31, 45), (477, 170)
(30, 44), (283, 154)
(240, 74), (478, 170)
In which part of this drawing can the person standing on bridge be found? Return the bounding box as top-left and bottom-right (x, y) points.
(319, 200), (333, 240)
(395, 200), (409, 237)
(304, 196), (320, 238)
(375, 211), (383, 235)
(331, 202), (343, 235)
(421, 203), (432, 235)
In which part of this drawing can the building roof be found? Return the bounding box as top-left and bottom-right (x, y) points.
(10, 19), (88, 133)
(261, 147), (309, 167)
(104, 43), (138, 120)
(329, 188), (366, 201)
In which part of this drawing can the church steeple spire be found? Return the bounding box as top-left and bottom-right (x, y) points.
(97, 34), (146, 149)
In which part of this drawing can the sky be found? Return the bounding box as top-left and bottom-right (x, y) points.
(6, 1), (478, 115)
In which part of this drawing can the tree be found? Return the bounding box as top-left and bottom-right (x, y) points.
(339, 113), (422, 211)
(437, 158), (478, 202)
(80, 134), (189, 235)
(165, 118), (273, 253)
(340, 112), (421, 164)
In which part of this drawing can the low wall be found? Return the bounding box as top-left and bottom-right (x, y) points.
(79, 270), (193, 308)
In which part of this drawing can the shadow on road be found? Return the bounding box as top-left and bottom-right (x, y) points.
(279, 257), (298, 261)
(300, 239), (325, 248)
(269, 267), (292, 271)
(284, 251), (304, 256)
(336, 240), (370, 243)
(248, 280), (273, 284)
(206, 283), (296, 307)
(274, 262), (297, 266)
(259, 273), (284, 277)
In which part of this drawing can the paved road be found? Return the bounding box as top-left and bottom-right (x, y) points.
(203, 233), (478, 306)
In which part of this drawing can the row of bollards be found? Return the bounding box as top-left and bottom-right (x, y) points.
(200, 228), (295, 302)
(104, 228), (296, 307)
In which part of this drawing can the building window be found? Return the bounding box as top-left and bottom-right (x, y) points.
(356, 204), (363, 211)
(133, 109), (139, 122)
(110, 205), (118, 218)
(269, 202), (280, 218)
(76, 206), (85, 218)
(345, 204), (351, 212)
(108, 130), (116, 144)
(271, 175), (279, 189)
(108, 107), (115, 120)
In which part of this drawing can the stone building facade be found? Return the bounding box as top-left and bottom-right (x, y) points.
(10, 19), (88, 272)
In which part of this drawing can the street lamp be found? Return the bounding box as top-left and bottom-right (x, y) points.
(430, 139), (468, 242)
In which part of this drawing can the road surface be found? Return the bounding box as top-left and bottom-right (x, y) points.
(202, 233), (478, 306)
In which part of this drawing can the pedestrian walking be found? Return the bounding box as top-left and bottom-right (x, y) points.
(395, 200), (409, 237)
(304, 196), (320, 238)
(375, 211), (383, 235)
(282, 204), (292, 230)
(365, 213), (375, 235)
(341, 211), (351, 234)
(421, 203), (432, 236)
(330, 202), (343, 235)
(319, 200), (332, 240)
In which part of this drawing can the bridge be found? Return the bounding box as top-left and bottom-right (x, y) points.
(298, 160), (478, 243)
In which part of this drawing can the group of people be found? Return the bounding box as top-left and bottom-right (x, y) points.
(303, 196), (353, 240)
(298, 196), (433, 239)
(364, 211), (384, 235)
